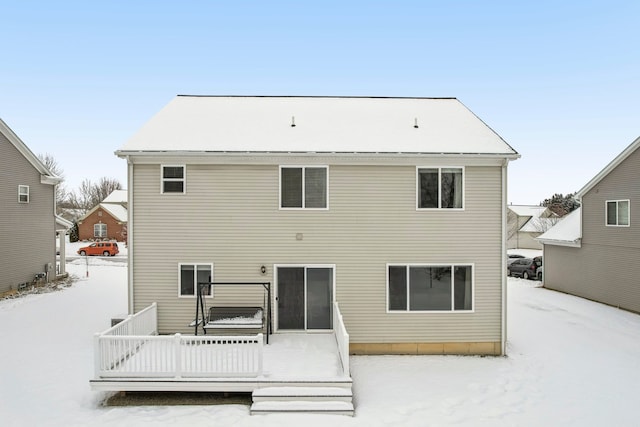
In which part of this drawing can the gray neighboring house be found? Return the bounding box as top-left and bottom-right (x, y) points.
(116, 95), (520, 356)
(507, 205), (558, 250)
(538, 136), (640, 313)
(0, 119), (63, 296)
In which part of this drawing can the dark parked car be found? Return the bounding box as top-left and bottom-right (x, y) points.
(507, 254), (525, 265)
(507, 257), (538, 280)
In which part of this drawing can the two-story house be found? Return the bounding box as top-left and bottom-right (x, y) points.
(0, 119), (62, 296)
(538, 136), (640, 313)
(115, 95), (519, 356)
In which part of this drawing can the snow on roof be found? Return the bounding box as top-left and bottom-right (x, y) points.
(537, 207), (581, 247)
(520, 217), (559, 233)
(102, 189), (127, 204)
(117, 96), (519, 156)
(508, 205), (548, 218)
(100, 203), (128, 222)
(55, 215), (73, 230)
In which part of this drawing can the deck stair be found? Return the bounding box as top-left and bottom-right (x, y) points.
(251, 384), (354, 416)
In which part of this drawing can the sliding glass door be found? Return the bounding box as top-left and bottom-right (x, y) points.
(277, 266), (333, 331)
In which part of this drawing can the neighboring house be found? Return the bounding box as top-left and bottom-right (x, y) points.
(0, 119), (62, 296)
(507, 205), (558, 249)
(77, 190), (128, 241)
(115, 95), (520, 356)
(101, 189), (127, 207)
(538, 136), (640, 313)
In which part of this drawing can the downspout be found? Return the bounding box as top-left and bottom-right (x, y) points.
(127, 157), (134, 314)
(501, 159), (508, 356)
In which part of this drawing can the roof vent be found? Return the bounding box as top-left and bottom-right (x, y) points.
(414, 118), (419, 128)
(291, 116), (296, 127)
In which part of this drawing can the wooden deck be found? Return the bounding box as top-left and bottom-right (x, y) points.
(90, 303), (354, 414)
(90, 333), (350, 392)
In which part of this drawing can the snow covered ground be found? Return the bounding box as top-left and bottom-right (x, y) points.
(1, 258), (639, 426)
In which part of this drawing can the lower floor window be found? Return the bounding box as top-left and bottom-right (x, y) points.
(179, 263), (213, 297)
(94, 223), (107, 238)
(388, 264), (473, 311)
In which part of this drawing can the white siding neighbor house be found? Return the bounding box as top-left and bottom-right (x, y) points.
(116, 95), (518, 353)
(539, 136), (640, 313)
(507, 205), (558, 250)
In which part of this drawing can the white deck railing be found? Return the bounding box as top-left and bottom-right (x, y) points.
(333, 302), (350, 377)
(94, 303), (263, 379)
(102, 302), (158, 337)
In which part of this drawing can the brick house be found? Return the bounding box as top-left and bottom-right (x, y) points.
(77, 192), (127, 241)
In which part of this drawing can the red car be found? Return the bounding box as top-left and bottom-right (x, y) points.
(77, 242), (119, 257)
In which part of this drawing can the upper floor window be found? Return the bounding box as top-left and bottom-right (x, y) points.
(388, 264), (473, 312)
(179, 263), (213, 297)
(162, 165), (185, 194)
(18, 185), (29, 203)
(417, 167), (464, 209)
(606, 200), (629, 226)
(280, 166), (328, 209)
(94, 223), (107, 238)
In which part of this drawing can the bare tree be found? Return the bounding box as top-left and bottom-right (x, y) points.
(93, 177), (122, 205)
(66, 177), (123, 213)
(527, 216), (563, 234)
(38, 153), (67, 212)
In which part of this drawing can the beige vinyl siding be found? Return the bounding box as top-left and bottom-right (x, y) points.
(544, 146), (640, 313)
(131, 162), (504, 342)
(0, 133), (56, 294)
(515, 231), (543, 250)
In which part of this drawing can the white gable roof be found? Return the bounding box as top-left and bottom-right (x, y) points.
(102, 189), (127, 204)
(508, 205), (548, 218)
(78, 203), (128, 223)
(520, 217), (559, 233)
(100, 203), (128, 223)
(537, 207), (581, 247)
(117, 96), (519, 156)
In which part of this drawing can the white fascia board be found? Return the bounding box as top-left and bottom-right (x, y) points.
(576, 135), (640, 199)
(41, 175), (63, 185)
(0, 119), (61, 185)
(538, 238), (581, 248)
(116, 151), (519, 167)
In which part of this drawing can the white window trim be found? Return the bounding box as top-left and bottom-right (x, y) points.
(416, 166), (465, 211)
(279, 165), (329, 210)
(605, 199), (630, 227)
(161, 165), (186, 194)
(94, 223), (107, 238)
(18, 185), (29, 203)
(178, 262), (214, 298)
(273, 263), (336, 332)
(386, 263), (475, 313)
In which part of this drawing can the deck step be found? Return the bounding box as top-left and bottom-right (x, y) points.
(251, 385), (354, 416)
(251, 400), (354, 416)
(252, 386), (352, 402)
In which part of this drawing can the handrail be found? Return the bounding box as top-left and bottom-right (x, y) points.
(100, 302), (157, 337)
(333, 302), (350, 377)
(94, 302), (264, 379)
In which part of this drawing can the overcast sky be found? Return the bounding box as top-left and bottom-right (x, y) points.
(2, 1), (638, 205)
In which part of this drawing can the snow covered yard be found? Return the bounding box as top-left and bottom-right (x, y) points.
(1, 261), (639, 426)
